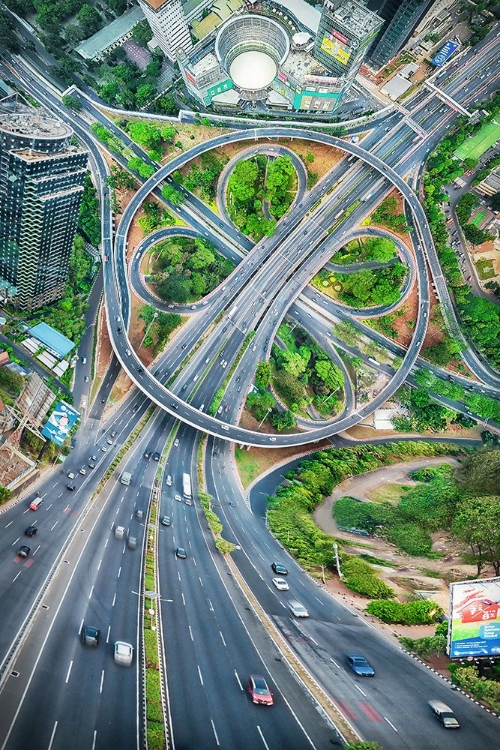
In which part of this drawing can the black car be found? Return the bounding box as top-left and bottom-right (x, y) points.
(161, 517), (171, 527)
(67, 483), (76, 491)
(110, 430), (117, 438)
(271, 562), (288, 575)
(81, 624), (100, 648)
(153, 452), (161, 462)
(144, 450), (152, 460)
(25, 525), (37, 537)
(17, 545), (31, 558)
(171, 403), (179, 410)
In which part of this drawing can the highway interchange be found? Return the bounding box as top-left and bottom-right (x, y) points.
(0, 25), (499, 750)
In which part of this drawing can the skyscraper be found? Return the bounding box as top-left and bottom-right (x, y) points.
(367, 0), (434, 68)
(0, 96), (88, 311)
(137, 0), (193, 60)
(314, 0), (384, 81)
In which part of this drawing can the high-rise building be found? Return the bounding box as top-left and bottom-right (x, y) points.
(137, 0), (193, 60)
(313, 0), (384, 81)
(0, 96), (88, 311)
(367, 0), (434, 68)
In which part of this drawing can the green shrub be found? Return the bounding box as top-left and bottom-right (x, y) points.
(366, 600), (443, 624)
(387, 523), (432, 556)
(344, 573), (395, 599)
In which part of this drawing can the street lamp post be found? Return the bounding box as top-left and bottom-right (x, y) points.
(140, 311), (157, 348)
(257, 407), (272, 430)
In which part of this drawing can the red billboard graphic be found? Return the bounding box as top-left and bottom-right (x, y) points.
(277, 71), (288, 83)
(185, 70), (196, 86)
(331, 29), (349, 45)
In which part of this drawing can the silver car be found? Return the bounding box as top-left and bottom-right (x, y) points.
(114, 641), (134, 667)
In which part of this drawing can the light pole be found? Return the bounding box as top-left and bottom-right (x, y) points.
(140, 311), (157, 348)
(257, 407), (272, 430)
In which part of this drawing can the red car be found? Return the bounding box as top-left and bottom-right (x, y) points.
(248, 675), (274, 706)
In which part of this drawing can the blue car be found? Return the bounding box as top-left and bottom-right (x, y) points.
(346, 654), (375, 676)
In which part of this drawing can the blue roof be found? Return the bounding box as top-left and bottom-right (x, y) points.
(29, 322), (75, 358)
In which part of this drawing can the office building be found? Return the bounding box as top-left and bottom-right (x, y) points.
(313, 0), (384, 81)
(0, 96), (88, 311)
(137, 0), (193, 59)
(367, 0), (434, 68)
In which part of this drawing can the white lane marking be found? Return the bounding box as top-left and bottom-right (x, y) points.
(219, 631), (226, 647)
(91, 731), (97, 750)
(12, 572), (21, 582)
(211, 719), (220, 746)
(189, 626), (194, 642)
(106, 626), (111, 644)
(65, 661), (73, 684)
(32, 545), (41, 556)
(117, 567), (121, 578)
(50, 521), (58, 531)
(182, 593), (185, 606)
(314, 597), (324, 605)
(47, 721), (58, 750)
(112, 593), (116, 607)
(330, 658), (340, 668)
(97, 559), (102, 571)
(178, 571), (181, 582)
(257, 725), (270, 750)
(234, 670), (243, 691)
(12, 538), (20, 547)
(99, 670), (105, 694)
(104, 538), (108, 548)
(198, 665), (204, 686)
(5, 521), (13, 528)
(79, 619), (84, 635)
(384, 717), (398, 732)
(355, 685), (366, 697)
(193, 557), (196, 566)
(199, 577), (203, 587)
(208, 599), (214, 612)
(88, 585), (94, 600)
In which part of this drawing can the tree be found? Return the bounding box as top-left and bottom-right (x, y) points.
(271, 409), (296, 431)
(62, 94), (82, 112)
(453, 495), (500, 575)
(454, 447), (500, 495)
(189, 246), (215, 270)
(135, 83), (156, 108)
(0, 10), (20, 52)
(77, 3), (102, 36)
(161, 184), (184, 206)
(274, 370), (305, 403)
(255, 362), (271, 389)
(314, 359), (343, 391)
(278, 350), (307, 377)
(132, 19), (153, 45)
(106, 165), (136, 190)
(246, 390), (276, 420)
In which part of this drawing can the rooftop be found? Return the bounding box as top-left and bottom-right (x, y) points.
(0, 97), (72, 139)
(75, 5), (144, 60)
(191, 51), (220, 76)
(28, 322), (75, 358)
(282, 49), (328, 81)
(274, 0), (320, 34)
(331, 0), (382, 38)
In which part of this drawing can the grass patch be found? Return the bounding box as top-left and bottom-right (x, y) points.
(475, 258), (495, 280)
(455, 120), (500, 161)
(367, 483), (408, 505)
(235, 447), (265, 489)
(358, 553), (398, 568)
(418, 567), (443, 579)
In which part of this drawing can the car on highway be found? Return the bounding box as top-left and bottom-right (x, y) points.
(101, 446), (107, 453)
(17, 545), (31, 558)
(428, 700), (460, 729)
(106, 438), (113, 445)
(153, 452), (160, 462)
(67, 472), (75, 480)
(88, 462), (96, 469)
(81, 624), (100, 647)
(90, 455), (97, 461)
(29, 497), (43, 511)
(67, 483), (76, 491)
(288, 600), (309, 618)
(84, 376), (89, 383)
(175, 547), (187, 559)
(79, 468), (86, 475)
(166, 475), (172, 486)
(185, 498), (192, 506)
(271, 562), (288, 575)
(161, 517), (171, 527)
(114, 641), (134, 667)
(144, 450), (152, 460)
(272, 577), (289, 591)
(247, 675), (274, 706)
(25, 525), (37, 537)
(346, 654), (375, 677)
(173, 439), (179, 447)
(174, 494), (182, 502)
(110, 430), (117, 438)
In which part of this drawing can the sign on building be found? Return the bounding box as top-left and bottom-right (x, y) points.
(41, 401), (80, 446)
(448, 577), (500, 658)
(432, 40), (459, 66)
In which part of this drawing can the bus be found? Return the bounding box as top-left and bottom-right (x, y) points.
(182, 473), (192, 500)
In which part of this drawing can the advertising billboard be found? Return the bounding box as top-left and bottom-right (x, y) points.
(320, 33), (351, 66)
(41, 401), (80, 446)
(449, 577), (500, 658)
(432, 40), (459, 67)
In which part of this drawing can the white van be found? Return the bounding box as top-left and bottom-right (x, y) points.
(166, 475), (172, 486)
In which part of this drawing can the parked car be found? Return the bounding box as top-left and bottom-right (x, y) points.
(346, 654), (375, 677)
(247, 675), (274, 706)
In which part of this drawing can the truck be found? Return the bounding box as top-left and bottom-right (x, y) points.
(120, 471), (132, 486)
(362, 192), (373, 202)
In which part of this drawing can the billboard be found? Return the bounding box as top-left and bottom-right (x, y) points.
(41, 401), (80, 446)
(321, 32), (351, 65)
(432, 40), (459, 66)
(449, 577), (500, 658)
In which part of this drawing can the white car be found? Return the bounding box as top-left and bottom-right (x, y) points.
(114, 641), (133, 667)
(79, 468), (86, 476)
(272, 577), (289, 591)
